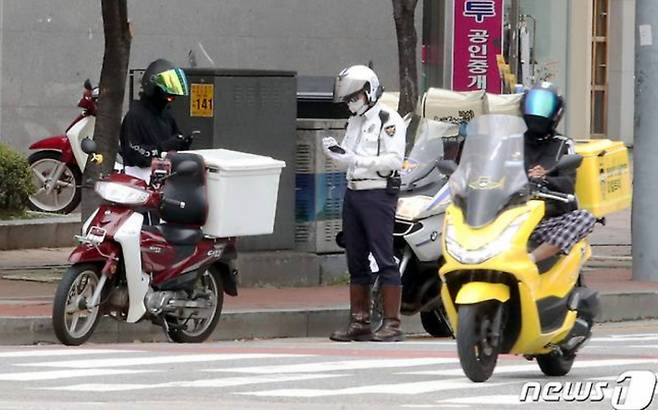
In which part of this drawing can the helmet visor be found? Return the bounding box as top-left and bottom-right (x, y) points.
(153, 68), (189, 96)
(523, 89), (558, 119)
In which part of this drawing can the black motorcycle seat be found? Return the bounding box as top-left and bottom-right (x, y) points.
(144, 224), (203, 246)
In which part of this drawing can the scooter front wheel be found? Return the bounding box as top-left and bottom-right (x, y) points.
(52, 264), (102, 346)
(28, 151), (81, 214)
(457, 302), (501, 382)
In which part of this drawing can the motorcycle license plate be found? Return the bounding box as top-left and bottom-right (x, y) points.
(85, 226), (106, 245)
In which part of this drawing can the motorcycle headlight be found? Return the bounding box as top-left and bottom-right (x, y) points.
(396, 196), (433, 221)
(445, 213), (529, 264)
(95, 181), (149, 205)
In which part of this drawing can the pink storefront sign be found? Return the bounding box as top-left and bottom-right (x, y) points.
(452, 0), (504, 93)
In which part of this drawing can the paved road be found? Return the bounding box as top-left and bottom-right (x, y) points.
(1, 321), (658, 409)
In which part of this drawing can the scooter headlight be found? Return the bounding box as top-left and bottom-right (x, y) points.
(95, 181), (149, 205)
(445, 213), (529, 264)
(396, 196), (433, 221)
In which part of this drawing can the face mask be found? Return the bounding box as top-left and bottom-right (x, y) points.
(347, 98), (368, 115)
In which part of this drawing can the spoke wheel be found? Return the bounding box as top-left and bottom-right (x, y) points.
(52, 264), (102, 345)
(457, 302), (502, 382)
(28, 151), (81, 214)
(166, 269), (224, 343)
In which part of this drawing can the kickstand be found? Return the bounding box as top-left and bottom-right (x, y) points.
(160, 318), (175, 343)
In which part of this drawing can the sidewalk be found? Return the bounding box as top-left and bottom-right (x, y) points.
(1, 209), (655, 345)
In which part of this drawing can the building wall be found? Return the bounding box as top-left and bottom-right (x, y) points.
(0, 0), (421, 151)
(608, 0), (635, 145)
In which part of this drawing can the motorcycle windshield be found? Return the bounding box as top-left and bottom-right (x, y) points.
(448, 114), (528, 228)
(400, 116), (458, 192)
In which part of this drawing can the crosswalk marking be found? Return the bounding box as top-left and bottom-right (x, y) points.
(207, 358), (458, 374)
(591, 335), (658, 342)
(0, 349), (141, 358)
(20, 353), (311, 369)
(398, 359), (658, 377)
(40, 373), (344, 392)
(238, 378), (515, 397)
(0, 369), (155, 382)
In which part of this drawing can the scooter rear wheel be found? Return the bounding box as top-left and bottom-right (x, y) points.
(52, 264), (102, 346)
(457, 302), (501, 382)
(166, 269), (224, 343)
(536, 351), (575, 376)
(420, 308), (452, 337)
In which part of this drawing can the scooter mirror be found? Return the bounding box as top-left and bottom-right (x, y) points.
(436, 159), (458, 176)
(549, 154), (583, 175)
(176, 160), (199, 176)
(84, 79), (93, 91)
(80, 138), (98, 155)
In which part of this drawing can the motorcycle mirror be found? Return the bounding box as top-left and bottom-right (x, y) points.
(176, 160), (199, 176)
(80, 138), (98, 155)
(84, 79), (93, 91)
(436, 159), (458, 176)
(548, 154), (583, 175)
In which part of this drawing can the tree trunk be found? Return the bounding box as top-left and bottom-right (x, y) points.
(392, 0), (419, 116)
(81, 0), (132, 220)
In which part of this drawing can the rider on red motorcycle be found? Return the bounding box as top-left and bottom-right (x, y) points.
(120, 59), (192, 182)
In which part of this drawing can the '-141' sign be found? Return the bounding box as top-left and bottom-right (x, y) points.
(452, 0), (503, 93)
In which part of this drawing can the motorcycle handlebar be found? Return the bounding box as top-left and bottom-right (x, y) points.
(535, 190), (576, 204)
(163, 197), (186, 209)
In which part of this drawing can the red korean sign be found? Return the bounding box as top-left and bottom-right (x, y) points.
(452, 0), (504, 93)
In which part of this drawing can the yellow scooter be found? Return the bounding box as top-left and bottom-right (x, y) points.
(436, 115), (600, 383)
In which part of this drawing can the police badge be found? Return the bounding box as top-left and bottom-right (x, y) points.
(384, 125), (396, 137)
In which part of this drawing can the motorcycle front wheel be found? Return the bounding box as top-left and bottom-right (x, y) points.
(52, 264), (102, 346)
(28, 151), (81, 214)
(457, 302), (502, 382)
(166, 269), (224, 343)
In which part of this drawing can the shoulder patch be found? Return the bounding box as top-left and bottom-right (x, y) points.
(384, 125), (396, 137)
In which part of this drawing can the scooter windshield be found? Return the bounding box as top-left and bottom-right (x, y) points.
(448, 114), (528, 228)
(400, 116), (458, 194)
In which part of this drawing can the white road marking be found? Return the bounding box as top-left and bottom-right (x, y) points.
(0, 349), (140, 358)
(0, 368), (155, 381)
(207, 358), (458, 374)
(591, 336), (658, 342)
(239, 378), (514, 397)
(40, 373), (344, 392)
(20, 353), (310, 369)
(437, 395), (525, 406)
(398, 359), (658, 377)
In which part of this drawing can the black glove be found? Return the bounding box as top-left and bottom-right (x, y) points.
(159, 135), (189, 152)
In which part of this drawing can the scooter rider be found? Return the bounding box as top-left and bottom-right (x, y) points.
(522, 82), (597, 264)
(120, 58), (191, 182)
(323, 65), (406, 342)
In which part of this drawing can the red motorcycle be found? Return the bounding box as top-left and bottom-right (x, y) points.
(51, 139), (238, 345)
(27, 80), (98, 213)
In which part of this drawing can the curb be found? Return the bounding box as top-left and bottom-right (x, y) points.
(0, 215), (81, 250)
(1, 291), (657, 345)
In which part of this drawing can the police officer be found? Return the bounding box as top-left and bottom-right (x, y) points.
(120, 58), (192, 183)
(323, 65), (406, 342)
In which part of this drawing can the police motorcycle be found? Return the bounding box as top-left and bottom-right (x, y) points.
(436, 114), (600, 382)
(367, 115), (458, 336)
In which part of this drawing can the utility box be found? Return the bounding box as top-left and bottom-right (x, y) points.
(574, 139), (632, 218)
(129, 68), (297, 251)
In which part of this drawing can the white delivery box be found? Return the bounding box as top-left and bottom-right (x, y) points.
(190, 149), (286, 238)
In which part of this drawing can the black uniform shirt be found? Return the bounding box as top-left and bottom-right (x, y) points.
(120, 98), (181, 168)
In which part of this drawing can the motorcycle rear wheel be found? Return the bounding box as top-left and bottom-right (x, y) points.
(420, 308), (452, 337)
(457, 302), (501, 382)
(536, 351), (575, 376)
(28, 151), (81, 214)
(52, 264), (102, 346)
(166, 269), (224, 343)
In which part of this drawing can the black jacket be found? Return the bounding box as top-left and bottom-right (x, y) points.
(119, 98), (186, 168)
(524, 132), (577, 217)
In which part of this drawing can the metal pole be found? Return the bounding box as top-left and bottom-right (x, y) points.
(632, 0), (658, 281)
(509, 0), (520, 78)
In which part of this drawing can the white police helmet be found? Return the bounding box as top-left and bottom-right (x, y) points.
(333, 65), (383, 105)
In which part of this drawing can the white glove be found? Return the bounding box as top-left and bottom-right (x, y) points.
(322, 137), (338, 154)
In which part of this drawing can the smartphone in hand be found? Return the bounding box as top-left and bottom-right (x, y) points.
(328, 145), (346, 154)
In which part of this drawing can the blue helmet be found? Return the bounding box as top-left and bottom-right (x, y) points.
(521, 82), (564, 137)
